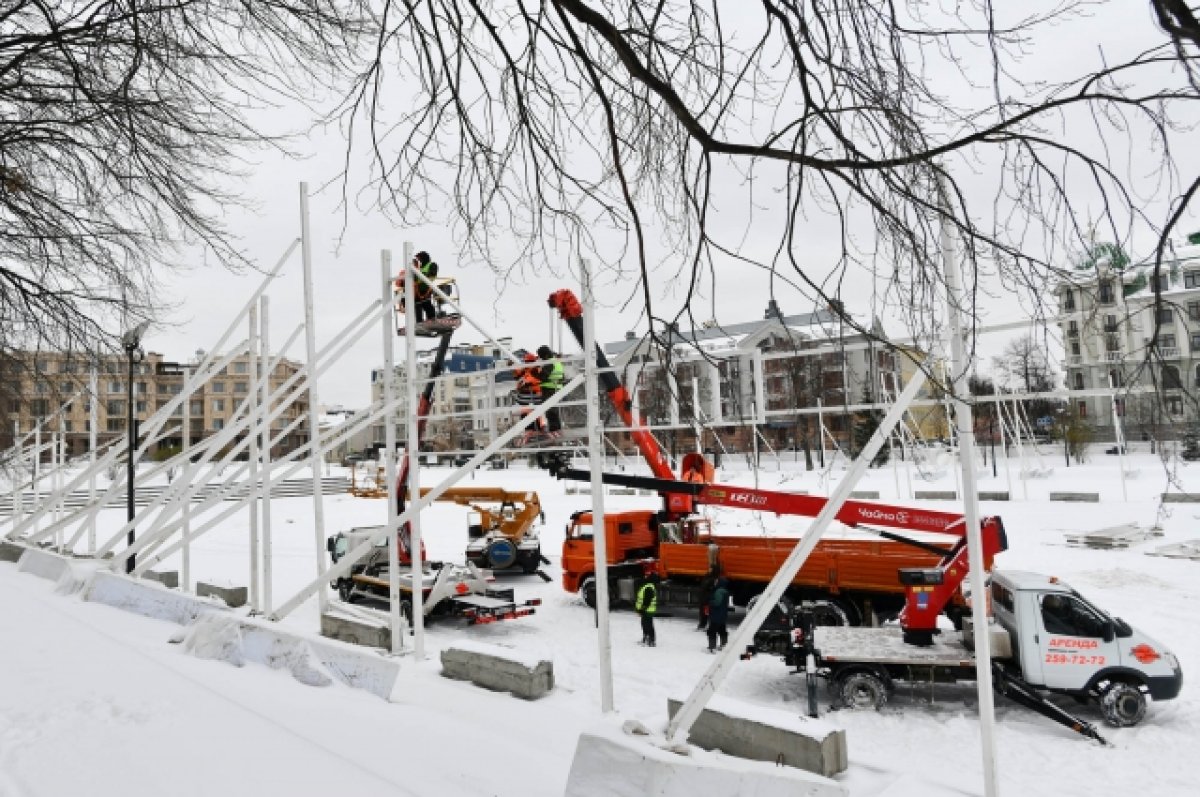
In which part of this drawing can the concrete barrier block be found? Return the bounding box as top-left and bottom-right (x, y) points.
(85, 570), (228, 625)
(915, 490), (957, 500)
(180, 612), (402, 700)
(849, 491), (879, 499)
(441, 640), (554, 699)
(1049, 492), (1100, 503)
(565, 721), (845, 797)
(1, 540), (25, 562)
(144, 570), (179, 589)
(17, 547), (72, 582)
(197, 580), (248, 608)
(667, 695), (847, 777)
(978, 491), (1010, 501)
(1162, 493), (1200, 503)
(320, 611), (391, 649)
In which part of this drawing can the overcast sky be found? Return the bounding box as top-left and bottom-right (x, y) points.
(143, 2), (1200, 408)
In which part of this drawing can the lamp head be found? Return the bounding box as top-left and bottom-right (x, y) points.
(121, 321), (151, 351)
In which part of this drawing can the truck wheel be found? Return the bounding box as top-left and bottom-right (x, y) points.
(581, 577), (616, 609)
(1100, 682), (1147, 727)
(835, 670), (890, 710)
(521, 550), (541, 574)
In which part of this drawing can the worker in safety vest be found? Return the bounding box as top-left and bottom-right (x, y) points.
(536, 345), (564, 435)
(408, 251), (439, 322)
(513, 352), (547, 434)
(635, 570), (659, 646)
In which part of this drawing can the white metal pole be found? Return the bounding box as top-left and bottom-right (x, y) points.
(299, 182), (329, 615)
(181, 367), (191, 592)
(382, 250), (403, 653)
(32, 425), (40, 538)
(582, 259), (614, 712)
(260, 297), (274, 612)
(1011, 398), (1028, 501)
(940, 186), (1000, 797)
(404, 241), (425, 657)
(248, 304), (261, 612)
(88, 366), (98, 553)
(51, 431), (61, 551)
(9, 420), (19, 536)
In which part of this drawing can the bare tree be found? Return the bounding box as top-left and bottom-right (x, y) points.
(0, 1), (362, 362)
(337, 1), (1199, 399)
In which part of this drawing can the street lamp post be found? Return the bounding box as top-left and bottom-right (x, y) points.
(122, 322), (149, 574)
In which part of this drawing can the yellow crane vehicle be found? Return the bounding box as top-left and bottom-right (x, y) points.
(416, 486), (550, 579)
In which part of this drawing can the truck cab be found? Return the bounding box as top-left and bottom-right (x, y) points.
(992, 571), (1182, 725)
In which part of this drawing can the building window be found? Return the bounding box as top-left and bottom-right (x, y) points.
(1160, 334), (1177, 349)
(1190, 302), (1200, 320)
(1067, 320), (1079, 338)
(29, 399), (49, 417)
(1077, 401), (1087, 418)
(1195, 364), (1200, 388)
(233, 362), (248, 374)
(212, 381), (226, 393)
(135, 401), (148, 414)
(1192, 333), (1200, 351)
(106, 419), (124, 432)
(1104, 315), (1119, 333)
(1187, 271), (1200, 289)
(135, 381), (149, 395)
(35, 381), (49, 395)
(7, 399), (19, 413)
(234, 382), (249, 394)
(211, 399), (225, 413)
(63, 420), (73, 432)
(108, 381), (123, 394)
(1098, 281), (1114, 304)
(1156, 307), (1174, 324)
(1070, 340), (1081, 356)
(1113, 398), (1125, 417)
(1166, 396), (1183, 416)
(190, 400), (203, 416)
(213, 418), (224, 431)
(106, 400), (125, 416)
(1073, 372), (1085, 390)
(1153, 274), (1170, 292)
(1062, 290), (1076, 311)
(1162, 365), (1182, 390)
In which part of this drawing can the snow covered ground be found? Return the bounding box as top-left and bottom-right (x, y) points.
(2, 446), (1199, 796)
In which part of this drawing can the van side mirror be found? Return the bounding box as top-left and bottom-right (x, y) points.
(1101, 620), (1115, 643)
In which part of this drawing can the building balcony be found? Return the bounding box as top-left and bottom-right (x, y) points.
(1066, 355), (1082, 367)
(1156, 347), (1182, 359)
(1102, 351), (1123, 363)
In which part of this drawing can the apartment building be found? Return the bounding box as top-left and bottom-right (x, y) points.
(1, 351), (310, 459)
(601, 300), (922, 455)
(1057, 236), (1200, 433)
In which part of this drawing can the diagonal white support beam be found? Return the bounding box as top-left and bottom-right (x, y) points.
(666, 369), (928, 743)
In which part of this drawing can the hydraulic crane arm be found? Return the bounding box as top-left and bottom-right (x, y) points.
(548, 289), (710, 515)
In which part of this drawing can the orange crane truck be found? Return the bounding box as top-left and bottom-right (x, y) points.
(546, 288), (1006, 630)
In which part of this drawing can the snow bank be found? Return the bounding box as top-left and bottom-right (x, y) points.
(84, 570), (229, 625)
(178, 612), (403, 699)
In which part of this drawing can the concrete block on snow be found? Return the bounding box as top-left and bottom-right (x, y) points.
(915, 490), (957, 500)
(565, 720), (845, 797)
(667, 695), (848, 777)
(320, 611), (391, 649)
(978, 491), (1010, 501)
(197, 581), (248, 608)
(144, 569), (179, 589)
(1049, 492), (1100, 502)
(0, 540), (25, 562)
(849, 491), (879, 499)
(441, 640), (553, 699)
(17, 547), (72, 582)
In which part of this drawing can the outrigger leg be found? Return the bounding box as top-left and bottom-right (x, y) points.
(992, 662), (1108, 745)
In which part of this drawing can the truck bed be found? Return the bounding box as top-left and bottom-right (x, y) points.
(659, 536), (944, 595)
(814, 626), (975, 666)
